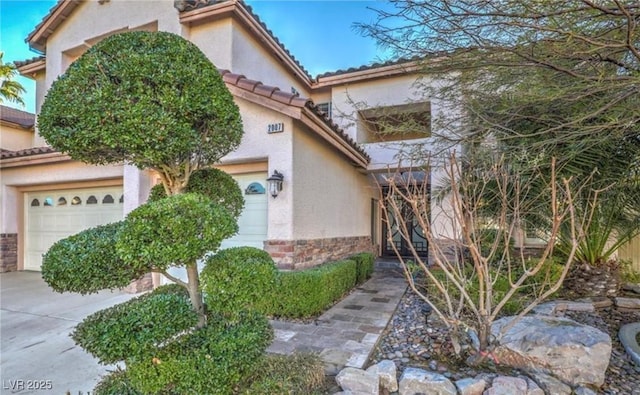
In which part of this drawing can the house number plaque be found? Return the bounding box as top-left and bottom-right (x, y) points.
(267, 122), (284, 134)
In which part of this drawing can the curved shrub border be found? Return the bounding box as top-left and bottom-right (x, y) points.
(258, 252), (375, 319)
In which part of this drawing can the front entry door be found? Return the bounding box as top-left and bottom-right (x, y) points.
(382, 190), (429, 258)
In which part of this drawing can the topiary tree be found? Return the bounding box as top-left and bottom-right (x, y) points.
(41, 222), (149, 294)
(118, 193), (238, 322)
(37, 31), (244, 326)
(38, 31), (243, 195)
(148, 167), (245, 220)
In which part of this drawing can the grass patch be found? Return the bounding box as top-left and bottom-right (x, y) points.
(239, 353), (328, 394)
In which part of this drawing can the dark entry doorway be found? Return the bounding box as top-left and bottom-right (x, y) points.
(381, 188), (429, 258)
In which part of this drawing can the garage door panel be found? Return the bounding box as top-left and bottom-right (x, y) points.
(25, 186), (124, 271)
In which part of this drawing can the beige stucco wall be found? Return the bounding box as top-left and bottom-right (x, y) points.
(0, 123), (33, 151)
(230, 21), (309, 96)
(291, 123), (374, 239)
(188, 18), (233, 70)
(219, 97), (294, 240)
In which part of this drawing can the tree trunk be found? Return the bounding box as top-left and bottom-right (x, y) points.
(186, 262), (206, 327)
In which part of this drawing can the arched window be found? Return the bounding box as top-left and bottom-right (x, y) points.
(30, 199), (40, 207)
(71, 196), (82, 205)
(245, 182), (266, 195)
(87, 196), (98, 205)
(44, 197), (53, 207)
(119, 195), (124, 203)
(102, 195), (114, 204)
(57, 197), (67, 206)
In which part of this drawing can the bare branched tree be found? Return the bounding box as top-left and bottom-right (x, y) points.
(359, 0), (640, 267)
(380, 152), (594, 363)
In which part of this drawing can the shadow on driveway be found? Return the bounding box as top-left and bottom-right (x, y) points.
(1, 271), (137, 394)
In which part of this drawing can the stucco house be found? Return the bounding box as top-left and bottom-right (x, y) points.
(6, 0), (634, 283)
(1, 0), (455, 285)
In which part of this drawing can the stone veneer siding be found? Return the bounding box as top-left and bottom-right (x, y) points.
(265, 236), (374, 270)
(0, 233), (18, 273)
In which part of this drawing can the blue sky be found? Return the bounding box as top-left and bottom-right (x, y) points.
(0, 0), (392, 113)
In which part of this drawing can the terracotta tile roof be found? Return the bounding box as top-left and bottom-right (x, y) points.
(219, 70), (369, 162)
(0, 147), (56, 160)
(0, 105), (35, 128)
(14, 56), (45, 69)
(315, 55), (423, 79)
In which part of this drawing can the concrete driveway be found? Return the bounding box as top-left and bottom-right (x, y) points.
(1, 272), (137, 395)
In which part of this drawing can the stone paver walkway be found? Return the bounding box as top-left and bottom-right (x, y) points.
(267, 269), (407, 374)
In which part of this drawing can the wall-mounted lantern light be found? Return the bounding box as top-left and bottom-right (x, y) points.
(266, 170), (284, 198)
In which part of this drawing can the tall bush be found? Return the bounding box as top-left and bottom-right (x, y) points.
(201, 247), (277, 318)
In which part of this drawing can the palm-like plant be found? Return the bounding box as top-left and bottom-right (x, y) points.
(0, 52), (26, 106)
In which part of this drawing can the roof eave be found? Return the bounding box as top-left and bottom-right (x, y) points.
(0, 119), (35, 130)
(313, 61), (423, 88)
(0, 152), (70, 168)
(300, 108), (369, 169)
(27, 0), (82, 54)
(17, 58), (46, 78)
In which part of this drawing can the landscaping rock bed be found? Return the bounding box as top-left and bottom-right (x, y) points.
(369, 290), (640, 394)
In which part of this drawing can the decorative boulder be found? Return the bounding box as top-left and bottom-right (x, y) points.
(529, 373), (571, 395)
(491, 316), (611, 387)
(398, 367), (456, 395)
(454, 377), (485, 395)
(366, 360), (398, 392)
(483, 376), (528, 395)
(335, 367), (378, 395)
(614, 297), (640, 309)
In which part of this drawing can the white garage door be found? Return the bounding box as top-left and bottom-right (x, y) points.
(24, 186), (124, 271)
(219, 172), (268, 250)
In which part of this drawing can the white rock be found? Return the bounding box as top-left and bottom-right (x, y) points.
(366, 360), (398, 392)
(518, 375), (544, 395)
(399, 367), (457, 395)
(530, 373), (571, 395)
(492, 316), (611, 386)
(615, 297), (640, 309)
(335, 367), (378, 395)
(483, 376), (527, 395)
(622, 282), (640, 294)
(455, 377), (486, 395)
(532, 300), (594, 316)
(574, 386), (598, 395)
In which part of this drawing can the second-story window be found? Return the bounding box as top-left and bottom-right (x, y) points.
(358, 102), (431, 143)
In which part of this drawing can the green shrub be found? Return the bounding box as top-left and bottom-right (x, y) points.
(38, 31), (243, 174)
(72, 284), (197, 364)
(201, 247), (277, 318)
(148, 168), (244, 220)
(126, 311), (273, 395)
(41, 222), (149, 294)
(261, 259), (357, 318)
(93, 369), (141, 395)
(117, 193), (238, 271)
(240, 353), (327, 394)
(352, 252), (375, 284)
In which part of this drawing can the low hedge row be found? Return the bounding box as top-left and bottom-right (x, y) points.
(257, 252), (375, 318)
